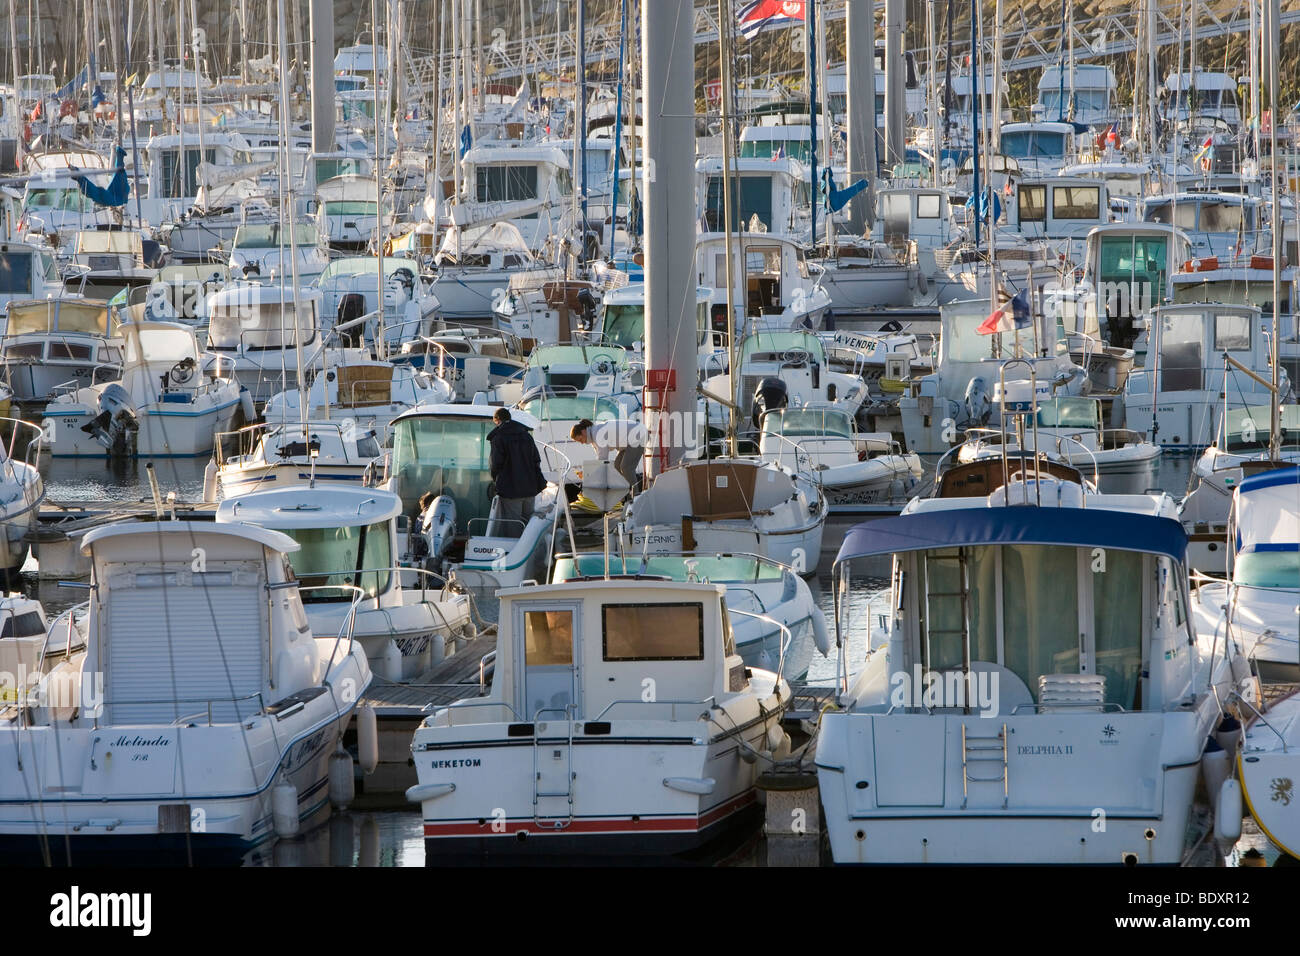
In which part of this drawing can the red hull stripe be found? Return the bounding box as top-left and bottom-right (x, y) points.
(423, 790), (756, 837)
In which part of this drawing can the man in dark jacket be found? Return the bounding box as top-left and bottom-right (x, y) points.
(487, 408), (546, 535)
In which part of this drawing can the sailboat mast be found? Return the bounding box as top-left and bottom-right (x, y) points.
(718, 0), (738, 455)
(1267, 0), (1281, 459)
(807, 0), (817, 248)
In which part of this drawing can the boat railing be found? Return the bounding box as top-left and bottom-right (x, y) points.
(593, 695), (720, 722)
(757, 430), (822, 486)
(727, 606), (791, 682)
(441, 697), (521, 726)
(298, 582), (364, 679)
(1229, 691), (1289, 753)
(551, 548), (798, 582)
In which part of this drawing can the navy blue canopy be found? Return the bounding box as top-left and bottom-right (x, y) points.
(834, 506), (1188, 567)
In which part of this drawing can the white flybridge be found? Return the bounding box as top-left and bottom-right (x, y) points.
(0, 522), (371, 863)
(816, 374), (1253, 864)
(1191, 466), (1300, 683)
(41, 322), (244, 458)
(217, 486), (475, 682)
(407, 575), (791, 861)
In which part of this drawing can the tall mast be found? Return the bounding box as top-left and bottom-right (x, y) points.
(1267, 0), (1281, 459)
(718, 0), (738, 454)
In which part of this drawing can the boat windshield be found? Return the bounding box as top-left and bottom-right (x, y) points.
(389, 414), (495, 520)
(519, 394), (621, 423)
(917, 543), (1145, 709)
(278, 521), (391, 601)
(1233, 550), (1300, 589)
(763, 408), (854, 438)
(234, 223), (320, 249)
(740, 332), (826, 365)
(1036, 398), (1098, 429)
(553, 553), (785, 584)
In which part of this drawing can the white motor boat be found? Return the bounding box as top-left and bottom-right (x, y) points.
(620, 457), (825, 575)
(262, 355), (453, 441)
(0, 298), (122, 406)
(758, 406), (923, 513)
(955, 396), (1161, 495)
(218, 485), (476, 681)
(1126, 303), (1292, 452)
(0, 521), (371, 863)
(41, 321), (244, 458)
(1191, 466), (1300, 683)
(0, 419), (45, 571)
(214, 420), (383, 497)
(817, 468), (1252, 863)
(406, 575), (791, 861)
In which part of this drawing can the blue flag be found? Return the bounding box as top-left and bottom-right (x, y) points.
(459, 125), (472, 158)
(70, 146), (130, 207)
(965, 189), (1002, 223)
(821, 167), (869, 213)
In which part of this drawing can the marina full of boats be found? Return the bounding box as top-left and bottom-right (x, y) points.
(0, 0), (1297, 873)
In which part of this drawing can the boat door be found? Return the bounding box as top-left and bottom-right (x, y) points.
(516, 601), (582, 721)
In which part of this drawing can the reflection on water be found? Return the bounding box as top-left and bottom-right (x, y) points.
(244, 812), (424, 868)
(39, 454), (210, 504)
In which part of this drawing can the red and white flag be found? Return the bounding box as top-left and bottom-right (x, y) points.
(737, 0), (805, 41)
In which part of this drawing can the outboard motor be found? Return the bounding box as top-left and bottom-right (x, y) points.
(963, 375), (991, 427)
(752, 376), (789, 430)
(80, 382), (138, 457)
(420, 494), (458, 567)
(575, 288), (597, 330)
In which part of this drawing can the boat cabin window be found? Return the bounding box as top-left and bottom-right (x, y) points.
(0, 610), (45, 638)
(917, 544), (1144, 710)
(476, 165), (539, 204)
(525, 609), (574, 667)
(1097, 235), (1167, 313)
(1036, 397), (1099, 429)
(916, 194), (941, 219)
(315, 157), (367, 181)
(704, 176), (775, 233)
(1197, 202), (1245, 233)
(49, 342), (93, 361)
(1001, 130), (1068, 159)
(233, 223), (320, 249)
(602, 603), (704, 661)
(1018, 185), (1046, 222)
(323, 200), (378, 217)
(1052, 186), (1100, 220)
(24, 187), (95, 212)
(158, 147), (216, 199)
(1144, 202), (1198, 231)
(1234, 550), (1300, 589)
(1159, 311), (1204, 391)
(279, 520), (392, 601)
(763, 407), (854, 438)
(0, 252), (33, 294)
(1213, 312), (1251, 351)
(881, 193), (910, 243)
